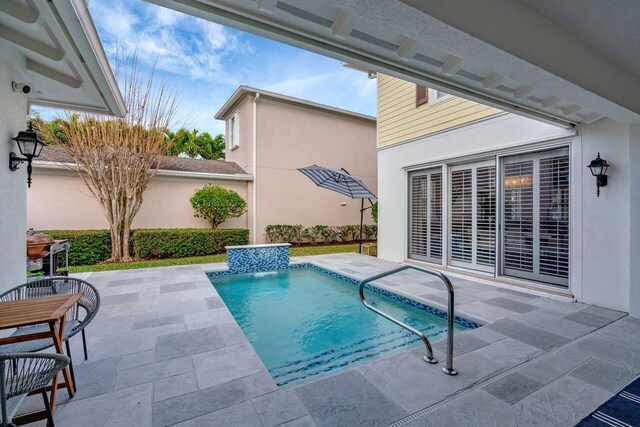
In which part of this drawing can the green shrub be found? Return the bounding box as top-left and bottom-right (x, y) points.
(371, 202), (378, 224)
(37, 229), (112, 266)
(319, 226), (337, 243)
(264, 224), (304, 243)
(133, 228), (248, 259)
(302, 225), (331, 244)
(190, 185), (247, 228)
(364, 224), (378, 240)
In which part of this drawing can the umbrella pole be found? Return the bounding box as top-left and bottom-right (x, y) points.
(359, 198), (364, 254)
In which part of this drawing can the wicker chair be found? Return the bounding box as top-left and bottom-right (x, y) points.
(0, 277), (100, 362)
(1, 352), (69, 427)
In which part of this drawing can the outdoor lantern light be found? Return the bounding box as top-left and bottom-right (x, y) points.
(587, 152), (609, 197)
(9, 122), (45, 188)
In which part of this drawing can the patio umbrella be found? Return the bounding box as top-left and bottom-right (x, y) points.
(298, 165), (376, 253)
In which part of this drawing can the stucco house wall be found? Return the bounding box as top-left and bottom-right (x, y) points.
(220, 88), (378, 244)
(27, 167), (249, 230)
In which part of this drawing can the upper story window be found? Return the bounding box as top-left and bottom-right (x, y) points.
(428, 88), (452, 105)
(229, 113), (239, 150)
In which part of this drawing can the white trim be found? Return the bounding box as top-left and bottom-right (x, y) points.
(252, 93), (260, 244)
(32, 161), (253, 181)
(427, 88), (453, 106)
(215, 86), (376, 123)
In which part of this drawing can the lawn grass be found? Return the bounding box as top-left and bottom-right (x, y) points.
(68, 243), (374, 273)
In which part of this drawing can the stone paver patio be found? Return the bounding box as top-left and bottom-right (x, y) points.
(21, 253), (640, 426)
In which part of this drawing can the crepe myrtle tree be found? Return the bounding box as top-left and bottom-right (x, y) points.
(190, 185), (247, 228)
(35, 51), (179, 262)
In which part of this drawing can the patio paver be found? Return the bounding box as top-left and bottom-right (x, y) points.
(29, 253), (640, 426)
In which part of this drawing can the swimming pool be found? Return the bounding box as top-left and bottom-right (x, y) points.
(208, 264), (479, 386)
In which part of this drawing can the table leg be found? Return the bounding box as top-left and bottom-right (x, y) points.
(48, 318), (75, 412)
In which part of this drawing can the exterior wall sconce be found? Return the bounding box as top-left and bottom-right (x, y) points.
(9, 123), (45, 188)
(587, 152), (609, 197)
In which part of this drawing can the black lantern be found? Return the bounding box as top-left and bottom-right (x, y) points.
(9, 122), (44, 188)
(587, 152), (609, 197)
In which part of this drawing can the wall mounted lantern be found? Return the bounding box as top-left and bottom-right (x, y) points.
(587, 152), (609, 197)
(9, 123), (44, 188)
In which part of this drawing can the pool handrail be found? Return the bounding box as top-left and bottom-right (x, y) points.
(358, 265), (458, 375)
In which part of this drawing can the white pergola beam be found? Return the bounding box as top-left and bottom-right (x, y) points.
(441, 56), (463, 75)
(331, 10), (355, 39)
(256, 0), (278, 13)
(541, 96), (561, 108)
(0, 0), (39, 24)
(514, 85), (534, 99)
(27, 59), (82, 88)
(482, 72), (502, 89)
(396, 38), (418, 60)
(0, 26), (64, 61)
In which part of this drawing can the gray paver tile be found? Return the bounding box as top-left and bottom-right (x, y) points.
(296, 369), (406, 427)
(184, 309), (234, 330)
(155, 326), (226, 361)
(132, 314), (184, 330)
(582, 306), (626, 320)
(205, 296), (225, 309)
(119, 349), (156, 371)
(171, 400), (261, 426)
(455, 301), (517, 323)
(564, 310), (615, 328)
(485, 319), (570, 350)
(280, 415), (318, 426)
(114, 356), (194, 390)
(569, 358), (634, 392)
(433, 331), (489, 356)
(483, 372), (544, 404)
(243, 370), (278, 398)
(101, 292), (139, 305)
(54, 383), (153, 427)
(514, 376), (611, 426)
(217, 321), (247, 346)
(152, 379), (248, 427)
(252, 389), (309, 427)
(159, 281), (198, 294)
(481, 297), (538, 313)
(193, 343), (266, 389)
(154, 371), (199, 402)
(512, 310), (595, 339)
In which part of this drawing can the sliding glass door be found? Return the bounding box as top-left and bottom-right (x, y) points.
(501, 148), (570, 286)
(408, 168), (442, 263)
(449, 161), (496, 272)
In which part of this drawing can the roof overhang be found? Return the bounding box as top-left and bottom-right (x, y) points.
(145, 0), (640, 128)
(214, 85), (376, 122)
(0, 0), (126, 116)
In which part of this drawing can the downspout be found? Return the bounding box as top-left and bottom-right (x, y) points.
(252, 92), (260, 243)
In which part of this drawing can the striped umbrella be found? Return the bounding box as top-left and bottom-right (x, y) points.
(298, 165), (376, 253)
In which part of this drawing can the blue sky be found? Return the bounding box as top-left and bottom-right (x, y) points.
(42, 0), (377, 135)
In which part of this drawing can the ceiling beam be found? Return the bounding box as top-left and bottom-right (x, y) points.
(0, 0), (39, 24)
(0, 25), (64, 61)
(27, 59), (82, 88)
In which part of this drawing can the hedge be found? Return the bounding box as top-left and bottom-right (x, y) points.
(265, 224), (377, 244)
(133, 228), (249, 259)
(37, 228), (249, 265)
(37, 229), (112, 266)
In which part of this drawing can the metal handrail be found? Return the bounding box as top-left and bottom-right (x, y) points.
(359, 265), (458, 375)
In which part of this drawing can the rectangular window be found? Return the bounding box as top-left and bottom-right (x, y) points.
(229, 113), (239, 149)
(408, 168), (442, 262)
(449, 161), (496, 272)
(415, 85), (428, 107)
(501, 148), (569, 286)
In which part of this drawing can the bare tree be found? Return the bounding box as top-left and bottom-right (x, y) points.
(36, 53), (179, 262)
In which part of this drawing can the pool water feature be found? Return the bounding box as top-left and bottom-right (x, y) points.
(208, 264), (479, 387)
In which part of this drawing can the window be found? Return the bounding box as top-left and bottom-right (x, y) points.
(501, 148), (569, 286)
(449, 161), (496, 272)
(408, 168), (442, 262)
(428, 88), (451, 105)
(229, 113), (239, 150)
(415, 85), (428, 107)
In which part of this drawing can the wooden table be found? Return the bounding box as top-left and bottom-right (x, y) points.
(0, 293), (82, 419)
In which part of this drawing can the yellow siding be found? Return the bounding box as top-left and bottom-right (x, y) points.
(377, 74), (502, 148)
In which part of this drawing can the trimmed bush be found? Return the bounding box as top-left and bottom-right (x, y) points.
(133, 228), (249, 259)
(264, 224), (304, 244)
(190, 185), (247, 228)
(265, 224), (375, 244)
(37, 229), (112, 266)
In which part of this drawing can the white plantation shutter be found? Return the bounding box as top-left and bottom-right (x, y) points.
(449, 161), (496, 272)
(409, 168), (442, 263)
(501, 148), (569, 286)
(450, 169), (473, 263)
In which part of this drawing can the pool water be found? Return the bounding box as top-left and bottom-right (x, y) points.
(209, 265), (476, 386)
